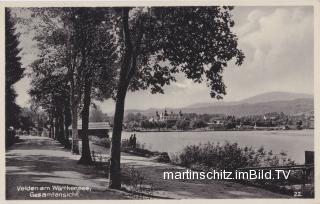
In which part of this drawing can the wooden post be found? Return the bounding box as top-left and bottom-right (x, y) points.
(305, 151), (314, 165)
(304, 151), (314, 183)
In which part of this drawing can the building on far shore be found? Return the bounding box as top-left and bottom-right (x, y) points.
(68, 121), (111, 138)
(149, 109), (184, 123)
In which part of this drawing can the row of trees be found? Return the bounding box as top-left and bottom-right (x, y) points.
(25, 8), (117, 163)
(130, 111), (311, 130)
(140, 119), (207, 130)
(5, 9), (25, 130)
(236, 112), (303, 127)
(5, 9), (25, 147)
(16, 7), (244, 189)
(140, 120), (166, 129)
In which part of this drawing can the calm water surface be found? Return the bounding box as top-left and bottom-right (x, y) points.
(120, 130), (313, 164)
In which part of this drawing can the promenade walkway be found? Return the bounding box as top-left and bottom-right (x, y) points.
(6, 135), (288, 199)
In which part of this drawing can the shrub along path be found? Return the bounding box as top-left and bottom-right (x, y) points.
(6, 135), (288, 199)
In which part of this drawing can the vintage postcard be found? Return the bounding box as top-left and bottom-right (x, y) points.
(1, 0), (319, 203)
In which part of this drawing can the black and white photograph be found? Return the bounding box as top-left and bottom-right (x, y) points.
(4, 1), (317, 201)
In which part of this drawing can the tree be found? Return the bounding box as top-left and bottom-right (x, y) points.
(19, 108), (36, 132)
(29, 8), (93, 154)
(29, 57), (71, 146)
(296, 120), (303, 130)
(58, 8), (117, 160)
(176, 119), (189, 130)
(76, 8), (117, 165)
(108, 7), (244, 189)
(23, 8), (77, 147)
(20, 8), (81, 149)
(26, 8), (117, 163)
(5, 8), (25, 130)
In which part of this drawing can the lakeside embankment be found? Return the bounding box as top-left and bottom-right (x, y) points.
(90, 136), (313, 198)
(124, 143), (313, 197)
(6, 135), (289, 199)
(124, 128), (313, 132)
(90, 137), (293, 198)
(120, 129), (313, 164)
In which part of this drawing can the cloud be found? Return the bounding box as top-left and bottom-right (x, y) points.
(13, 7), (314, 113)
(222, 7), (314, 100)
(170, 79), (207, 93)
(244, 8), (311, 63)
(103, 7), (314, 112)
(234, 9), (265, 36)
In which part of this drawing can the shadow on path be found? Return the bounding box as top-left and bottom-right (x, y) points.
(6, 135), (289, 200)
(6, 135), (128, 200)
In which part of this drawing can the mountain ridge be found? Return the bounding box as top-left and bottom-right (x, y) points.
(123, 92), (314, 117)
(185, 91), (313, 108)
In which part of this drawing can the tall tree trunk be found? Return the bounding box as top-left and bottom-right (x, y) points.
(54, 103), (65, 144)
(109, 86), (127, 189)
(59, 108), (65, 145)
(48, 114), (53, 138)
(70, 71), (80, 154)
(109, 8), (133, 189)
(70, 87), (80, 154)
(50, 114), (54, 139)
(64, 119), (70, 148)
(78, 77), (93, 165)
(64, 104), (71, 149)
(71, 104), (79, 154)
(48, 127), (51, 138)
(54, 118), (59, 140)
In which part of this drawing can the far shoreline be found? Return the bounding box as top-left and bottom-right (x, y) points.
(123, 128), (313, 133)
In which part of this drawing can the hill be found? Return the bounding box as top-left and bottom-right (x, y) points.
(124, 92), (313, 117)
(240, 92), (312, 104)
(185, 91), (313, 108)
(180, 98), (313, 117)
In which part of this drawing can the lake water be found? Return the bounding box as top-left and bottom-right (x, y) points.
(121, 130), (314, 164)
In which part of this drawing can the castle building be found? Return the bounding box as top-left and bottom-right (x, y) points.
(149, 109), (183, 122)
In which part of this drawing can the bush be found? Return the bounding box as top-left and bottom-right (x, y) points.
(124, 166), (154, 199)
(6, 129), (18, 148)
(155, 152), (171, 163)
(90, 150), (110, 177)
(172, 142), (295, 171)
(170, 141), (309, 196)
(89, 135), (111, 148)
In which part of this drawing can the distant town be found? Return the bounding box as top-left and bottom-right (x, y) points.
(15, 106), (314, 137)
(123, 109), (314, 132)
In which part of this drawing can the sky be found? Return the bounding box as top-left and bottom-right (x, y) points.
(13, 6), (314, 114)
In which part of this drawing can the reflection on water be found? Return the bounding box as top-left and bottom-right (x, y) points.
(120, 130), (313, 164)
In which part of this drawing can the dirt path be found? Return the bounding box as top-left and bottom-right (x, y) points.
(6, 135), (129, 199)
(6, 135), (288, 199)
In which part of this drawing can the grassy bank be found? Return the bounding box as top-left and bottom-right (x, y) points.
(120, 138), (313, 197)
(88, 135), (313, 197)
(171, 142), (313, 197)
(170, 142), (295, 170)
